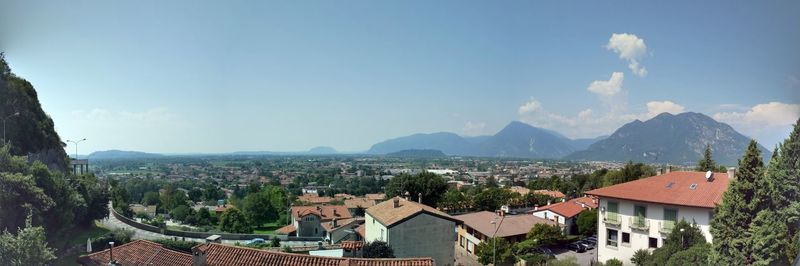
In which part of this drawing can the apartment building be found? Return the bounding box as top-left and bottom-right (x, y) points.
(585, 170), (732, 264)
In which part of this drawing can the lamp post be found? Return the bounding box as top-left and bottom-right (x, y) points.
(680, 228), (685, 249)
(2, 112), (19, 142)
(66, 138), (87, 159)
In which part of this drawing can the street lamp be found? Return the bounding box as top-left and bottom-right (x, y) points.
(66, 138), (87, 159)
(679, 228), (685, 249)
(2, 112), (19, 142)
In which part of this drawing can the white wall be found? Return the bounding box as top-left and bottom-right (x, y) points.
(364, 213), (388, 242)
(596, 198), (714, 265)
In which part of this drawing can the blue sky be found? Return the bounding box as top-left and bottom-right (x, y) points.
(1, 1), (798, 153)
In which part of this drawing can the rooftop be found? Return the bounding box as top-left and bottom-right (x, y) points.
(533, 196), (597, 218)
(366, 197), (460, 228)
(585, 171), (730, 208)
(292, 205), (353, 221)
(77, 240), (192, 266)
(194, 242), (434, 266)
(454, 211), (558, 238)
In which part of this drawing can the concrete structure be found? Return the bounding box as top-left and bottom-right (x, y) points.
(586, 171), (731, 264)
(365, 197), (461, 266)
(129, 204), (157, 218)
(70, 159), (90, 175)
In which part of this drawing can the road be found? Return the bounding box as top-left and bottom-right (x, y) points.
(101, 203), (320, 247)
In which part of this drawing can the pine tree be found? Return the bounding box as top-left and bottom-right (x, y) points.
(710, 140), (764, 264)
(764, 118), (800, 261)
(695, 144), (717, 172)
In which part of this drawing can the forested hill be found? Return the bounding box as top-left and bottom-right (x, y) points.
(0, 53), (68, 172)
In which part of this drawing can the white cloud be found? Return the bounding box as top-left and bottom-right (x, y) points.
(606, 33), (649, 77)
(578, 109), (593, 120)
(645, 101), (685, 118)
(713, 102), (800, 147)
(518, 98), (543, 114)
(462, 121), (487, 136)
(587, 72), (624, 96)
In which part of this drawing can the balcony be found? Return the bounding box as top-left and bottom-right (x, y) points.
(603, 213), (621, 226)
(659, 220), (675, 234)
(629, 216), (650, 231)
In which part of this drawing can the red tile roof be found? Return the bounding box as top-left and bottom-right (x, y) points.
(366, 197), (460, 228)
(320, 218), (359, 232)
(292, 205), (353, 221)
(341, 241), (364, 250)
(534, 199), (590, 218)
(78, 240), (192, 266)
(585, 171), (730, 208)
(356, 224), (366, 238)
(276, 224), (297, 235)
(194, 243), (434, 266)
(454, 211), (559, 238)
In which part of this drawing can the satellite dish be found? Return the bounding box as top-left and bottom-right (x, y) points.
(705, 171), (713, 181)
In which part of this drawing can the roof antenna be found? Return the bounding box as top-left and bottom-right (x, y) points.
(705, 171), (713, 182)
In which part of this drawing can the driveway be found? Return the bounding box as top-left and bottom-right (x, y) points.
(553, 246), (597, 266)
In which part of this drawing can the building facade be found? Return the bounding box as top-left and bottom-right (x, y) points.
(586, 170), (732, 264)
(365, 197), (461, 266)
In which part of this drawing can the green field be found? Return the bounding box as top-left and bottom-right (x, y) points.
(252, 222), (284, 235)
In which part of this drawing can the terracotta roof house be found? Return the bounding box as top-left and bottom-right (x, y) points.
(454, 211), (559, 257)
(192, 242), (434, 266)
(508, 186), (530, 195)
(345, 197), (377, 211)
(297, 193), (334, 205)
(364, 193), (386, 201)
(276, 205), (353, 240)
(585, 170), (733, 264)
(530, 196), (598, 234)
(365, 197), (461, 266)
(78, 240), (192, 266)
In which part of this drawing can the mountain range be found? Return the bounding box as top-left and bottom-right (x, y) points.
(368, 112), (767, 165)
(367, 121), (605, 158)
(566, 112), (770, 165)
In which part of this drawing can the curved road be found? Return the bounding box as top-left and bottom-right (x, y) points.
(100, 203), (318, 247)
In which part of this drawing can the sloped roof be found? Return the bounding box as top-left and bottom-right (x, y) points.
(356, 224), (366, 238)
(292, 205), (353, 221)
(366, 197), (460, 228)
(275, 224), (297, 235)
(77, 240), (191, 266)
(194, 243), (434, 266)
(532, 196), (598, 218)
(454, 211), (558, 238)
(585, 171), (730, 208)
(345, 198), (377, 209)
(320, 218), (360, 232)
(533, 190), (566, 198)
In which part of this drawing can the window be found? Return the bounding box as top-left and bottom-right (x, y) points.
(460, 236), (464, 247)
(381, 228), (385, 241)
(607, 229), (618, 247)
(649, 237), (658, 248)
(622, 232), (630, 244)
(634, 205), (647, 227)
(315, 228), (318, 235)
(606, 201), (619, 223)
(663, 209), (677, 231)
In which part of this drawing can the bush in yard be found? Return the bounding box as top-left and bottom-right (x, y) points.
(362, 240), (395, 258)
(605, 258), (623, 266)
(631, 249), (651, 266)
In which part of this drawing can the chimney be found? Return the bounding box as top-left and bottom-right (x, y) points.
(727, 167), (736, 180)
(580, 203), (586, 209)
(192, 247), (209, 266)
(331, 218), (337, 228)
(108, 242), (116, 265)
(547, 200), (551, 206)
(534, 205), (538, 211)
(393, 198), (400, 208)
(404, 191), (410, 201)
(333, 209), (338, 216)
(418, 193), (422, 204)
(562, 198), (566, 203)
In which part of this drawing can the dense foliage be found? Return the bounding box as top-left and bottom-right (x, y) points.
(362, 241), (395, 258)
(475, 237), (514, 265)
(385, 172), (448, 207)
(0, 214), (56, 266)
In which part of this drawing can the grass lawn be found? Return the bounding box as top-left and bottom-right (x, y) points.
(252, 222), (284, 235)
(51, 221), (111, 265)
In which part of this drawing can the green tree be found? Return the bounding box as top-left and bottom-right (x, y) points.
(170, 205), (192, 222)
(526, 224), (563, 246)
(439, 189), (468, 212)
(472, 187), (513, 212)
(631, 249), (651, 266)
(0, 214), (56, 266)
(576, 209), (598, 236)
(362, 240), (395, 258)
(218, 208), (250, 233)
(649, 220), (707, 265)
(384, 172), (448, 207)
(142, 191), (160, 205)
(763, 118), (800, 262)
(665, 243), (710, 266)
(605, 258), (623, 266)
(474, 237), (513, 265)
(710, 140), (766, 264)
(695, 144), (717, 172)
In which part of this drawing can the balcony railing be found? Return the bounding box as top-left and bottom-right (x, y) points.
(603, 213), (621, 226)
(659, 220), (675, 234)
(629, 216), (650, 231)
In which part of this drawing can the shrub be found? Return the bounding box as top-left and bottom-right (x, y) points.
(605, 258), (623, 266)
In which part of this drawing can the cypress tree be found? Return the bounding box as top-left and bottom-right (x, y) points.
(764, 118), (800, 261)
(695, 144), (717, 172)
(710, 140), (765, 264)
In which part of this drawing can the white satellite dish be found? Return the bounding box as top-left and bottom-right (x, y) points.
(705, 170), (713, 181)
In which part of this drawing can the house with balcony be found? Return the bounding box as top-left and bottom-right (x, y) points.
(585, 170), (733, 264)
(529, 196), (598, 234)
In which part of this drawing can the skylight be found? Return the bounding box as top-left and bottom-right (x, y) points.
(666, 182), (674, 189)
(689, 183), (698, 190)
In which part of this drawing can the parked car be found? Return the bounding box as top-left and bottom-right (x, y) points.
(583, 238), (597, 246)
(567, 242), (587, 253)
(577, 240), (594, 250)
(534, 247), (556, 258)
(244, 238), (266, 245)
